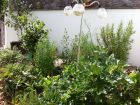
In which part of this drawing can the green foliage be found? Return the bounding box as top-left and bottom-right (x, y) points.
(61, 33), (94, 62)
(35, 33), (56, 76)
(0, 49), (26, 67)
(1, 63), (43, 104)
(61, 29), (70, 60)
(7, 14), (29, 37)
(98, 21), (135, 62)
(22, 20), (49, 57)
(0, 0), (7, 19)
(9, 0), (31, 13)
(37, 59), (140, 105)
(18, 90), (44, 105)
(0, 20), (138, 105)
(63, 33), (110, 64)
(6, 0), (32, 37)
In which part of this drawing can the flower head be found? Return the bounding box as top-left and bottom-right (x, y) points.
(97, 8), (108, 18)
(73, 4), (85, 16)
(64, 6), (73, 16)
(137, 97), (140, 103)
(54, 59), (64, 67)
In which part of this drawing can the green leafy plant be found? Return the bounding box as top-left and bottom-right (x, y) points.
(66, 33), (109, 64)
(38, 58), (140, 105)
(22, 20), (49, 58)
(6, 0), (32, 37)
(34, 33), (56, 76)
(0, 0), (7, 19)
(98, 21), (135, 62)
(2, 63), (44, 104)
(18, 89), (44, 105)
(0, 49), (26, 67)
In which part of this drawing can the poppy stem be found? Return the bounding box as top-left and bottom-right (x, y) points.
(77, 14), (83, 63)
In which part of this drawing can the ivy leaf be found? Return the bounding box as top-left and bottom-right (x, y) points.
(90, 64), (102, 75)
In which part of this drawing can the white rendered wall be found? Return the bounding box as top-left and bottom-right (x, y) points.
(4, 26), (19, 48)
(4, 9), (140, 66)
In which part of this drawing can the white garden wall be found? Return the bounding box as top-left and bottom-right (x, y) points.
(4, 9), (140, 66)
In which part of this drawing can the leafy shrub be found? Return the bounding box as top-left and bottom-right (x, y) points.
(35, 58), (140, 105)
(1, 63), (44, 104)
(34, 34), (56, 76)
(0, 49), (26, 67)
(22, 20), (49, 57)
(15, 31), (140, 105)
(98, 21), (135, 62)
(17, 44), (140, 105)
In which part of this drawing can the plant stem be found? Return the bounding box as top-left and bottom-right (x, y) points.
(77, 14), (83, 63)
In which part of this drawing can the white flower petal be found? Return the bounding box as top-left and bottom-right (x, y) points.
(54, 59), (64, 67)
(64, 6), (73, 16)
(73, 4), (85, 16)
(97, 8), (108, 19)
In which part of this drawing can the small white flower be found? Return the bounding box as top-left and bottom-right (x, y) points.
(54, 59), (64, 67)
(137, 97), (140, 103)
(73, 4), (85, 16)
(97, 8), (108, 18)
(64, 6), (73, 16)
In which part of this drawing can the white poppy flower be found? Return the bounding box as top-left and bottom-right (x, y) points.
(54, 59), (64, 67)
(64, 6), (73, 16)
(97, 8), (108, 19)
(73, 4), (85, 16)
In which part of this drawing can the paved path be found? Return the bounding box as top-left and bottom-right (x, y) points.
(0, 80), (4, 105)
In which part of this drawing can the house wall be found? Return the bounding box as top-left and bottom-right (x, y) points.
(0, 21), (4, 47)
(4, 9), (140, 66)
